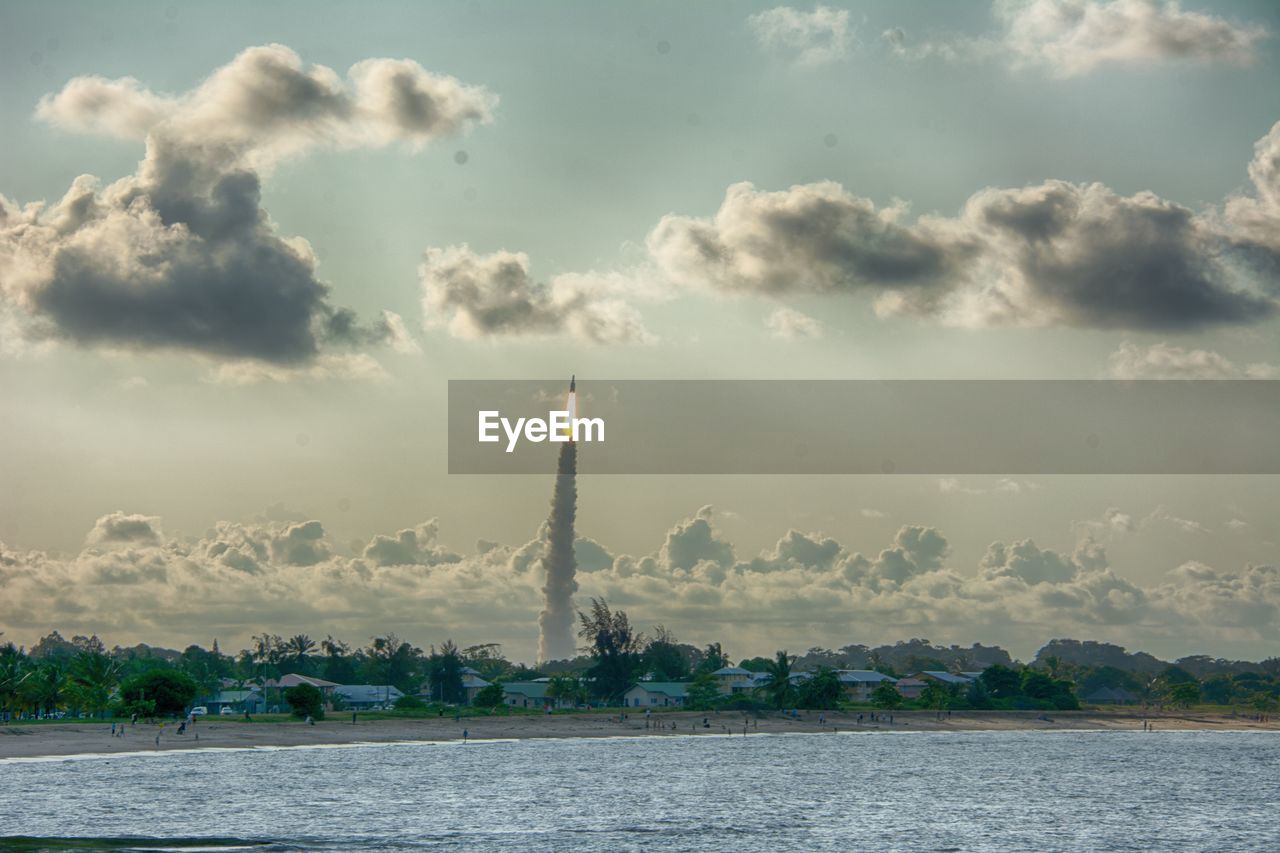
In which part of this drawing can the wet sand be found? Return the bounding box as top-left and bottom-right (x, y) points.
(2, 709), (1275, 759)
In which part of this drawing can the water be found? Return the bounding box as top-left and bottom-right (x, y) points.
(1, 730), (1277, 851)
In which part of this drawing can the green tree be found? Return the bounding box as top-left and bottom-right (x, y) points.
(759, 650), (796, 710)
(425, 640), (465, 703)
(644, 626), (691, 681)
(284, 683), (324, 719)
(473, 683), (504, 708)
(546, 675), (587, 708)
(695, 643), (728, 674)
(367, 634), (424, 694)
(320, 636), (357, 684)
(1168, 682), (1200, 708)
(685, 672), (720, 710)
(919, 680), (958, 711)
(284, 635), (317, 673)
(1020, 669), (1058, 700)
(799, 668), (842, 709)
(980, 664), (1022, 698)
(21, 660), (67, 715)
(68, 650), (121, 716)
(118, 669), (197, 717)
(578, 598), (645, 704)
(0, 643), (30, 716)
(871, 682), (903, 710)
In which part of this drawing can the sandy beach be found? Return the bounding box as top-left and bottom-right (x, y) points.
(2, 710), (1275, 760)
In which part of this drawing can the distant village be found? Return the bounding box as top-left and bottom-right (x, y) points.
(4, 616), (1279, 722)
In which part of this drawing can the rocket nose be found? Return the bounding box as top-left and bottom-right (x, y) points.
(570, 374), (575, 391)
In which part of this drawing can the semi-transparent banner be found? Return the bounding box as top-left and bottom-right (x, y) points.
(447, 380), (1280, 475)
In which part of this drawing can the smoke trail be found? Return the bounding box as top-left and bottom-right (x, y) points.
(538, 441), (578, 662)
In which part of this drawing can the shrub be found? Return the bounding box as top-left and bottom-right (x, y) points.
(117, 670), (197, 718)
(473, 684), (504, 708)
(393, 694), (427, 710)
(284, 683), (324, 720)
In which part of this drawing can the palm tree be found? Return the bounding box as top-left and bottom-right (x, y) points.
(21, 661), (67, 717)
(68, 651), (121, 716)
(285, 635), (316, 671)
(0, 645), (30, 717)
(760, 650), (795, 709)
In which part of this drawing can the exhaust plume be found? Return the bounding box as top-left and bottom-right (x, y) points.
(538, 440), (579, 662)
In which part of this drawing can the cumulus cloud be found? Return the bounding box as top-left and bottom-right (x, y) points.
(86, 512), (163, 546)
(1, 45), (494, 367)
(1106, 341), (1278, 379)
(419, 245), (653, 344)
(1, 508), (1277, 659)
(997, 0), (1267, 77)
(648, 181), (973, 300)
(884, 0), (1267, 78)
(747, 5), (853, 66)
(765, 307), (823, 339)
(640, 119), (1280, 331)
(362, 519), (462, 568)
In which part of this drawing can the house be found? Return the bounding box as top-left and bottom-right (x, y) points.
(461, 673), (492, 705)
(262, 673), (340, 695)
(501, 681), (576, 710)
(201, 689), (266, 714)
(711, 666), (754, 695)
(834, 670), (899, 702)
(624, 682), (689, 708)
(917, 671), (976, 687)
(334, 684), (403, 710)
(895, 677), (927, 699)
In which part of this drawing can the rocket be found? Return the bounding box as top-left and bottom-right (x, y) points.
(563, 374), (577, 440)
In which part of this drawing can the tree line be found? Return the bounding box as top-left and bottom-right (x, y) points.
(4, 604), (1278, 719)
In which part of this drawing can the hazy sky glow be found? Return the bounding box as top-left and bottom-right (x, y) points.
(2, 0), (1279, 661)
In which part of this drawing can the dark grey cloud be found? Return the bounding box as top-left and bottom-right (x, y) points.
(648, 181), (974, 301)
(1, 45), (494, 366)
(957, 181), (1273, 330)
(645, 122), (1280, 331)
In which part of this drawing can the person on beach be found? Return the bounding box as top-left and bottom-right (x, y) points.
(353, 712), (358, 725)
(111, 722), (116, 736)
(462, 728), (469, 743)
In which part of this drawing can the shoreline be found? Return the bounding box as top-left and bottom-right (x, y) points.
(2, 710), (1275, 760)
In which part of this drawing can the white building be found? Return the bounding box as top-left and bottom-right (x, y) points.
(624, 682), (688, 707)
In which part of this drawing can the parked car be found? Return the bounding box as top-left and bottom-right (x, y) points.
(190, 706), (208, 716)
(219, 707), (235, 715)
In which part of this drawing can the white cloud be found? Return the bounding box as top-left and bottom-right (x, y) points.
(420, 245), (653, 344)
(1107, 341), (1279, 379)
(748, 6), (853, 66)
(2, 509), (1277, 659)
(998, 0), (1267, 78)
(765, 307), (824, 339)
(2, 45), (494, 369)
(884, 0), (1268, 78)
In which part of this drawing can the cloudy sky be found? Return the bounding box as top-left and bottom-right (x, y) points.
(2, 0), (1279, 662)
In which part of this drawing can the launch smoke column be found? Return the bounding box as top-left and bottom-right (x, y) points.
(537, 379), (579, 662)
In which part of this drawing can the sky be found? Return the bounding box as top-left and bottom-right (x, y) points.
(2, 0), (1279, 663)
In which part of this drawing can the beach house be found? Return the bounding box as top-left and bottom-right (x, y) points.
(500, 681), (578, 710)
(834, 670), (899, 702)
(624, 682), (689, 708)
(460, 668), (493, 705)
(916, 671), (976, 687)
(333, 684), (403, 710)
(710, 665), (755, 694)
